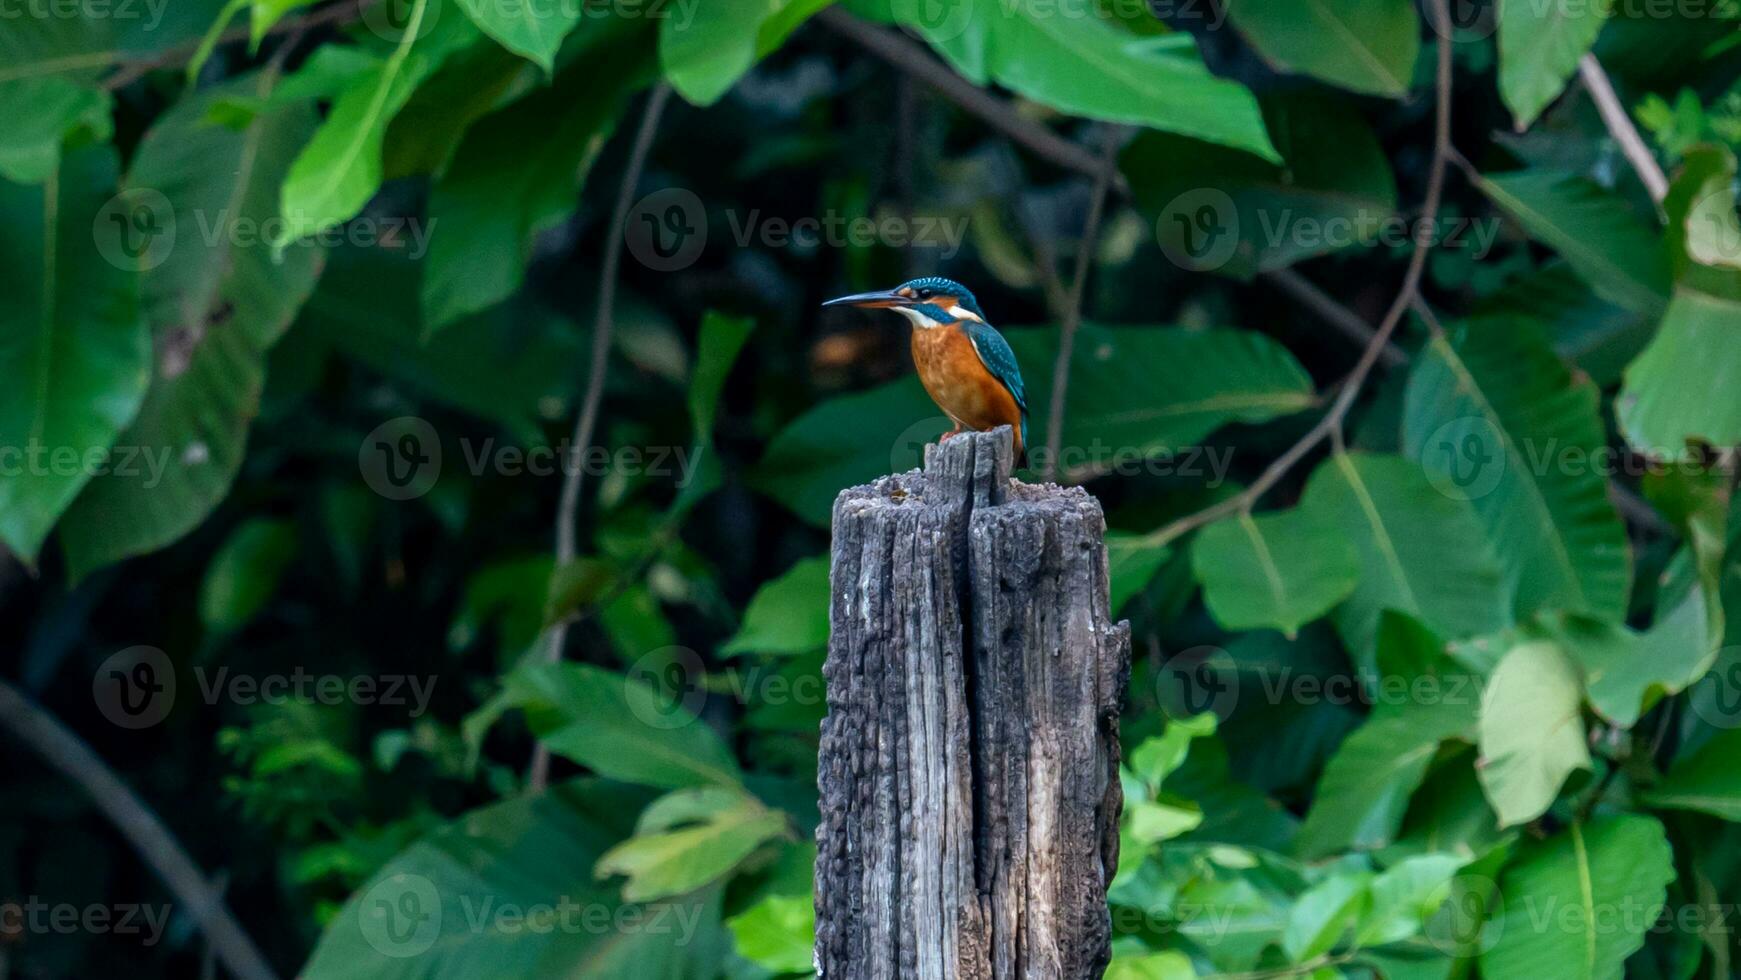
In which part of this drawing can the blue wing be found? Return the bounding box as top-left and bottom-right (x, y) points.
(964, 321), (1029, 450)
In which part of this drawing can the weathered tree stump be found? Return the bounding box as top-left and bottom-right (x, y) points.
(815, 426), (1132, 979)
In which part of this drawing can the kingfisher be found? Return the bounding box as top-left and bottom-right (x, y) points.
(822, 277), (1028, 463)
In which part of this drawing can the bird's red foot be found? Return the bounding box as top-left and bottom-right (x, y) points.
(938, 426), (965, 443)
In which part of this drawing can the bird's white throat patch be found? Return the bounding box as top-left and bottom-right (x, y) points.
(893, 306), (944, 329)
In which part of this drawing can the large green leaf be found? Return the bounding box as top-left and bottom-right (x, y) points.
(1404, 317), (1630, 621)
(1480, 815), (1674, 980)
(1498, 0), (1608, 129)
(659, 0), (832, 105)
(1480, 170), (1670, 316)
(1298, 453), (1511, 663)
(595, 787), (789, 902)
(466, 661), (742, 789)
(1618, 288), (1741, 458)
(849, 0), (1276, 160)
(1476, 640), (1589, 827)
(0, 145), (148, 562)
(1124, 93), (1396, 279)
(301, 779), (729, 978)
(1224, 0), (1420, 97)
(1295, 614), (1480, 857)
(276, 1), (477, 245)
(754, 325), (1312, 523)
(422, 23), (653, 332)
(0, 21), (114, 185)
(59, 74), (324, 578)
(1643, 727), (1741, 821)
(721, 556), (829, 657)
(1190, 509), (1359, 638)
(455, 0), (583, 71)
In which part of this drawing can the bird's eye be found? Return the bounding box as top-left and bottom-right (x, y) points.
(917, 288), (934, 300)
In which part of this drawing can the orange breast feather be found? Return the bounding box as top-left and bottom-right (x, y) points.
(910, 324), (1024, 454)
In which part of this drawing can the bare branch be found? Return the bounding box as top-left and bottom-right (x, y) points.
(1043, 126), (1121, 480)
(0, 679), (278, 980)
(1264, 267), (1408, 368)
(1579, 54), (1670, 206)
(816, 8), (1131, 197)
(529, 82), (674, 792)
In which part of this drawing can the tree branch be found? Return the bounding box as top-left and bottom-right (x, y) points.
(0, 679), (278, 980)
(1042, 126), (1120, 480)
(1137, 0), (1457, 549)
(816, 8), (1131, 197)
(529, 82), (674, 793)
(1578, 54), (1669, 206)
(1264, 267), (1408, 368)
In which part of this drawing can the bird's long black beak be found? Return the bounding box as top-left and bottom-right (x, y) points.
(821, 289), (912, 309)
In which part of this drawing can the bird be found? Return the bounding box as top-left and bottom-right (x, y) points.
(823, 276), (1028, 463)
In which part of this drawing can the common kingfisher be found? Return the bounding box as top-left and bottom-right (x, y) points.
(822, 277), (1029, 462)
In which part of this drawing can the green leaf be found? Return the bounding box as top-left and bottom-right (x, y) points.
(1618, 289), (1741, 458)
(595, 787), (787, 902)
(301, 779), (730, 978)
(1642, 727), (1741, 821)
(1105, 950), (1198, 980)
(672, 311), (756, 517)
(1191, 510), (1358, 638)
(251, 0), (321, 47)
(1298, 453), (1510, 663)
(855, 0), (1277, 160)
(1355, 853), (1463, 946)
(722, 556), (829, 657)
(1282, 871), (1370, 961)
(59, 73), (325, 578)
(199, 518), (298, 632)
(1225, 0), (1420, 97)
(1480, 815), (1674, 980)
(727, 893), (816, 974)
(1125, 92), (1396, 279)
(1479, 170), (1670, 316)
(1476, 640), (1589, 827)
(1296, 613), (1481, 857)
(0, 145), (148, 563)
(421, 26), (653, 332)
(1498, 0), (1608, 129)
(465, 661), (741, 789)
(275, 0), (475, 246)
(455, 0), (583, 71)
(1403, 317), (1631, 621)
(0, 77), (111, 185)
(659, 0), (832, 105)
(1107, 533), (1170, 615)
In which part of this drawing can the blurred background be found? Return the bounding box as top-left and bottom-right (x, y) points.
(3, 0), (1741, 976)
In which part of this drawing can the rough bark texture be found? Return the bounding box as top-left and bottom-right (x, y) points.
(815, 427), (1131, 980)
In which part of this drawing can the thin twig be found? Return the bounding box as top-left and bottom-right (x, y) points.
(101, 0), (370, 91)
(0, 680), (279, 980)
(1265, 267), (1408, 367)
(1137, 0), (1457, 550)
(529, 82), (673, 793)
(1043, 126), (1120, 480)
(816, 8), (1131, 197)
(1578, 54), (1669, 206)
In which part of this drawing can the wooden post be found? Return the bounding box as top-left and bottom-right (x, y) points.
(816, 427), (1132, 979)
